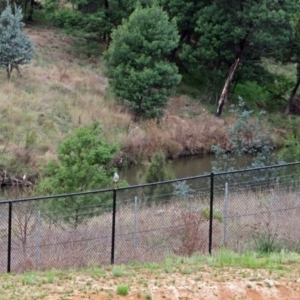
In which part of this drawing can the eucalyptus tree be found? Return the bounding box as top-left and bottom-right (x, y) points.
(179, 0), (300, 116)
(104, 5), (181, 118)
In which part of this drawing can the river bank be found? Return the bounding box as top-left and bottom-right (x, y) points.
(0, 24), (292, 193)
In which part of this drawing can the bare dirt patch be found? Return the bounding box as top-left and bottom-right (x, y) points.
(46, 268), (300, 300)
(1, 259), (299, 300)
(24, 24), (73, 59)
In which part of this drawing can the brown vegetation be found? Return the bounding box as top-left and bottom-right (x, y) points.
(3, 23), (288, 187)
(0, 24), (232, 177)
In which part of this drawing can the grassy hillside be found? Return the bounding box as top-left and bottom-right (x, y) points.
(2, 17), (300, 189)
(0, 22), (230, 179)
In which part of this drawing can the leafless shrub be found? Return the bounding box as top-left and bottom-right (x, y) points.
(169, 209), (209, 256)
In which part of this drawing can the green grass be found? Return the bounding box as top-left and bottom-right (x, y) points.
(112, 265), (126, 277)
(86, 266), (105, 279)
(159, 248), (300, 272)
(22, 272), (42, 286)
(116, 284), (130, 295)
(0, 250), (298, 299)
(145, 291), (152, 299)
(199, 248), (299, 270)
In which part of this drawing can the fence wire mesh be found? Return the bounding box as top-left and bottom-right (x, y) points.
(0, 203), (8, 273)
(114, 175), (211, 264)
(213, 164), (300, 253)
(0, 162), (300, 273)
(7, 190), (113, 272)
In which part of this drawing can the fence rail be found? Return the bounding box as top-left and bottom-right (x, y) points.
(1, 161), (300, 273)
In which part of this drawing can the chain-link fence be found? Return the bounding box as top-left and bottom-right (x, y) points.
(114, 175), (211, 264)
(212, 163), (300, 253)
(0, 162), (300, 273)
(0, 190), (113, 273)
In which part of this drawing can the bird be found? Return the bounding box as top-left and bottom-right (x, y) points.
(113, 172), (119, 187)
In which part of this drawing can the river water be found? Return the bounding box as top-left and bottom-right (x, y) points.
(0, 151), (281, 200)
(119, 153), (251, 186)
(119, 148), (284, 186)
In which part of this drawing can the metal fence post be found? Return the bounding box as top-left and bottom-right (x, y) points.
(133, 196), (138, 248)
(36, 210), (41, 270)
(209, 172), (214, 255)
(7, 201), (12, 273)
(111, 189), (117, 265)
(223, 182), (228, 246)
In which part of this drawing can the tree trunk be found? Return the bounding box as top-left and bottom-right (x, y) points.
(169, 30), (189, 62)
(216, 58), (240, 117)
(6, 65), (11, 80)
(24, 0), (29, 18)
(27, 0), (34, 21)
(285, 63), (300, 114)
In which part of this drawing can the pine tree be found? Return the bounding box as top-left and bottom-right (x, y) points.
(36, 122), (121, 228)
(104, 5), (181, 118)
(0, 2), (35, 79)
(178, 0), (300, 115)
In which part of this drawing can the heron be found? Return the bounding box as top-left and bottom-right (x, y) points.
(113, 172), (119, 188)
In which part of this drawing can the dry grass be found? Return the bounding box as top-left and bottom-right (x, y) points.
(122, 111), (229, 164)
(1, 24), (281, 179)
(0, 24), (233, 176)
(0, 25), (132, 172)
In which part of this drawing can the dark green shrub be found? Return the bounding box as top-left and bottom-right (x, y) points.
(104, 6), (181, 118)
(279, 133), (300, 162)
(50, 8), (84, 29)
(233, 81), (271, 110)
(36, 122), (121, 227)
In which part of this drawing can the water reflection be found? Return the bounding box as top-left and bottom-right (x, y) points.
(119, 152), (278, 186)
(120, 154), (218, 186)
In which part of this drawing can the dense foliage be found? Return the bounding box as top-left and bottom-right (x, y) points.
(36, 122), (119, 227)
(40, 0), (300, 115)
(211, 98), (283, 186)
(104, 5), (181, 118)
(37, 122), (118, 194)
(1, 0), (300, 200)
(212, 98), (276, 167)
(145, 150), (174, 184)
